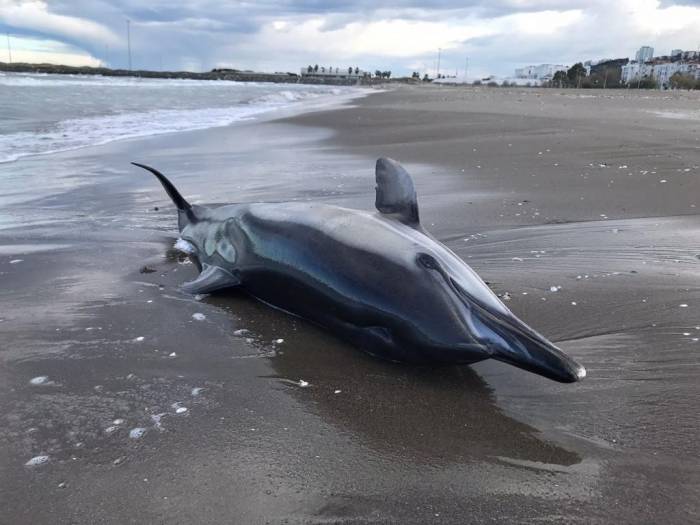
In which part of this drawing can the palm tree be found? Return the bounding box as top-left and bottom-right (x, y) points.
(313, 64), (318, 73)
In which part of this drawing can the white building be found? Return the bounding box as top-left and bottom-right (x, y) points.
(635, 46), (654, 63)
(622, 58), (700, 86)
(514, 64), (566, 81)
(620, 61), (652, 83)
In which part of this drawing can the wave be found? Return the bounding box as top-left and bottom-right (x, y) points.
(0, 83), (368, 163)
(0, 72), (318, 89)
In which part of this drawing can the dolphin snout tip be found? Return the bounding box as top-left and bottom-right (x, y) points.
(558, 363), (586, 383)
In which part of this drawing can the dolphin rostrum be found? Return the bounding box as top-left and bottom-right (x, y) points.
(133, 158), (585, 383)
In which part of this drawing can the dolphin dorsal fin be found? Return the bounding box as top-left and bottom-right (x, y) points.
(375, 158), (419, 226)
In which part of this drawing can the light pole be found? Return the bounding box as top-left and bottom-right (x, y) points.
(6, 33), (12, 64)
(126, 19), (132, 71)
(464, 56), (469, 83)
(436, 48), (441, 79)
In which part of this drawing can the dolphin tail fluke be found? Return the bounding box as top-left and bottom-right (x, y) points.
(131, 162), (197, 227)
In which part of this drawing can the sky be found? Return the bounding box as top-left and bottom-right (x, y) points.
(1, 0), (699, 78)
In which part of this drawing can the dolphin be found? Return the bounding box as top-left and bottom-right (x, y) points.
(132, 158), (585, 383)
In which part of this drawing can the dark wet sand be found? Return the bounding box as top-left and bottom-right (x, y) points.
(1, 86), (699, 524)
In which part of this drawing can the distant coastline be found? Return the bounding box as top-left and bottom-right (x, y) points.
(0, 61), (379, 86)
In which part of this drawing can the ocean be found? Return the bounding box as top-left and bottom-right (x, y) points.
(0, 72), (363, 163)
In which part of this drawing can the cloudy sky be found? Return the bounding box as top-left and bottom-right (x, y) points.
(1, 1), (699, 77)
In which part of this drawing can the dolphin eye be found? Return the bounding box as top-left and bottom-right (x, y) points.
(416, 253), (440, 271)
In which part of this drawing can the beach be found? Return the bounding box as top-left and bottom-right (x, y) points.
(1, 82), (699, 524)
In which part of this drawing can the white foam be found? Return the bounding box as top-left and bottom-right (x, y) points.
(29, 375), (50, 386)
(0, 74), (369, 163)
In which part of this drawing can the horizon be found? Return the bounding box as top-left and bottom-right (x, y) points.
(1, 1), (700, 78)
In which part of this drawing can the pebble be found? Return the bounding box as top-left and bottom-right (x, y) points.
(299, 380), (310, 388)
(274, 338), (284, 344)
(9, 259), (23, 264)
(168, 352), (177, 357)
(129, 427), (146, 439)
(192, 313), (206, 321)
(191, 387), (204, 396)
(134, 336), (145, 342)
(25, 455), (49, 467)
(29, 376), (50, 386)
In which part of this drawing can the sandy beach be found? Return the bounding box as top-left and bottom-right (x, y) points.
(1, 84), (699, 523)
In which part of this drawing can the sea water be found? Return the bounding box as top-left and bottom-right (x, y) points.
(0, 72), (364, 163)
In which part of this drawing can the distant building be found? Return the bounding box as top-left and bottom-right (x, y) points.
(635, 46), (654, 63)
(621, 49), (700, 87)
(514, 64), (567, 81)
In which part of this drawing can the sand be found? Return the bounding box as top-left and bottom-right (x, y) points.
(1, 85), (699, 524)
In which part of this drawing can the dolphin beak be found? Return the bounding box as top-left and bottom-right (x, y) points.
(468, 302), (586, 383)
(489, 329), (586, 383)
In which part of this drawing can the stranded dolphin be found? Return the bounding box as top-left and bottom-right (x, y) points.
(132, 158), (585, 383)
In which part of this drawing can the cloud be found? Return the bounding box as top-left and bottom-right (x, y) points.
(0, 1), (120, 47)
(3, 34), (101, 66)
(1, 0), (699, 77)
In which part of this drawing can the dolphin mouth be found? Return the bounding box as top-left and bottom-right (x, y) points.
(449, 278), (586, 383)
(174, 238), (197, 254)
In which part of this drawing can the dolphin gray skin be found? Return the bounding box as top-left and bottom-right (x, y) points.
(132, 159), (586, 383)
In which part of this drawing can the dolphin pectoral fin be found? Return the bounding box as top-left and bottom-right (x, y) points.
(375, 157), (420, 226)
(181, 264), (240, 295)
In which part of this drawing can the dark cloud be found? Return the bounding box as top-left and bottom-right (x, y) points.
(4, 1), (700, 77)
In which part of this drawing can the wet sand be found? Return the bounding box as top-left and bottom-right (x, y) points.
(1, 86), (699, 523)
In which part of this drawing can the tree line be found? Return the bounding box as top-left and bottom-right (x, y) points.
(305, 65), (391, 78)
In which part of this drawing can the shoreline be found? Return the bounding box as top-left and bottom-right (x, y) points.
(0, 79), (378, 165)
